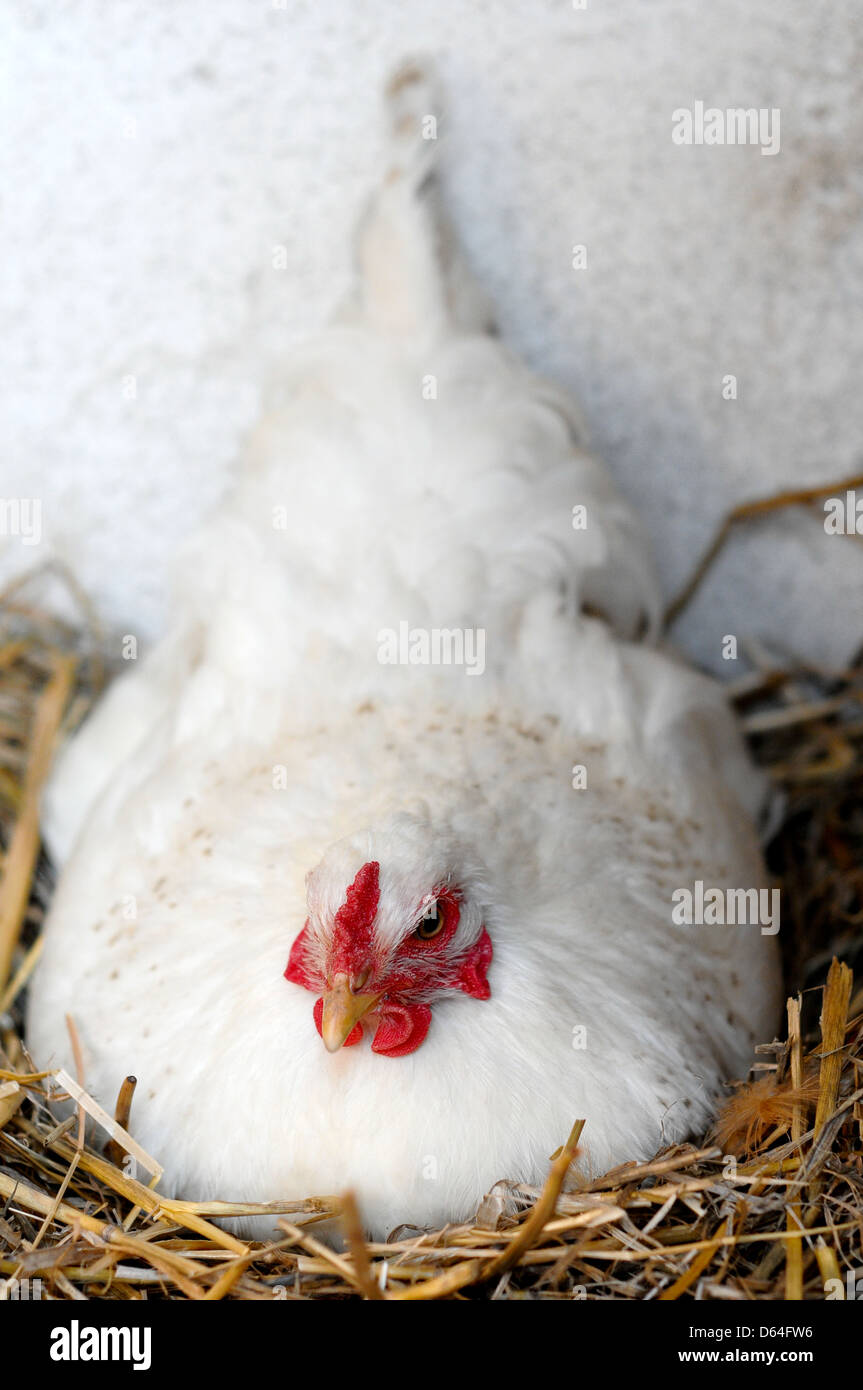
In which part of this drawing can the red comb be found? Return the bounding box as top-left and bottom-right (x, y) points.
(330, 860), (380, 976)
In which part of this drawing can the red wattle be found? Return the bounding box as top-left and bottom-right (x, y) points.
(371, 1003), (431, 1057)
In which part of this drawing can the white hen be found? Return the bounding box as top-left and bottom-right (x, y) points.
(28, 63), (780, 1239)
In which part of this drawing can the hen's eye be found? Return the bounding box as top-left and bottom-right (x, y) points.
(415, 906), (445, 940)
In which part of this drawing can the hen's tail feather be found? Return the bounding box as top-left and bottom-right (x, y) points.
(349, 58), (495, 339)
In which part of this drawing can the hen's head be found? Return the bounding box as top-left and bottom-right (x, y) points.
(284, 825), (492, 1058)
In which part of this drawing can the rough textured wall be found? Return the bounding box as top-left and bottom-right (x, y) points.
(3, 0), (862, 673)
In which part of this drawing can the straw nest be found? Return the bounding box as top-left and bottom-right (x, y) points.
(1, 499), (862, 1301)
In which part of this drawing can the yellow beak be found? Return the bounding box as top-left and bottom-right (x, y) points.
(321, 974), (380, 1052)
